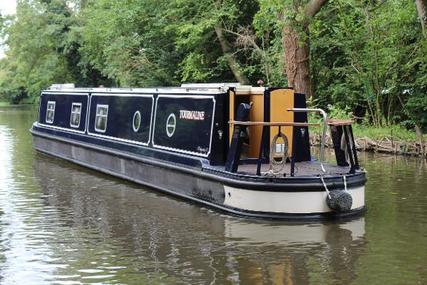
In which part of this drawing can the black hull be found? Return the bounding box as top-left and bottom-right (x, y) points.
(31, 127), (365, 220)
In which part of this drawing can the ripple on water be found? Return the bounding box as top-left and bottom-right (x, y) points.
(1, 109), (427, 284)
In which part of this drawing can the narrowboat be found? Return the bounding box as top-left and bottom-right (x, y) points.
(30, 83), (366, 219)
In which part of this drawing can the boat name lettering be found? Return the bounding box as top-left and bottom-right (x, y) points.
(179, 110), (205, 121)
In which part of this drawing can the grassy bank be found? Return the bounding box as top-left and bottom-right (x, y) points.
(311, 123), (426, 157)
(352, 124), (426, 157)
(352, 124), (427, 142)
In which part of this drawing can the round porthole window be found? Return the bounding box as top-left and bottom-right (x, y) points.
(133, 111), (141, 132)
(166, 113), (176, 137)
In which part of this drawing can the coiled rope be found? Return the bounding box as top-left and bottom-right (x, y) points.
(263, 132), (288, 176)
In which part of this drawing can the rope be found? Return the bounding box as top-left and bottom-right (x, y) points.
(343, 175), (348, 192)
(262, 131), (288, 176)
(320, 176), (331, 199)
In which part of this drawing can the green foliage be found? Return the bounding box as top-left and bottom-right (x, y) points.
(405, 95), (427, 132)
(0, 0), (110, 103)
(352, 123), (427, 142)
(79, 0), (261, 86)
(168, 0), (262, 83)
(80, 0), (180, 86)
(311, 0), (426, 130)
(0, 0), (425, 139)
(252, 0), (288, 85)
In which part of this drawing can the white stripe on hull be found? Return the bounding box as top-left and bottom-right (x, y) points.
(223, 186), (365, 214)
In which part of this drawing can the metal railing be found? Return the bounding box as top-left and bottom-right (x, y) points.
(287, 108), (328, 173)
(229, 116), (324, 176)
(229, 121), (319, 127)
(228, 107), (359, 176)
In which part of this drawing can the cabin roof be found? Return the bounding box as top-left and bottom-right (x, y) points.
(45, 83), (267, 95)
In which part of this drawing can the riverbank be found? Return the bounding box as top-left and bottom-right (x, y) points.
(0, 98), (36, 107)
(311, 124), (427, 158)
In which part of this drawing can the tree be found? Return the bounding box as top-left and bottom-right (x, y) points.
(169, 0), (259, 84)
(80, 0), (181, 87)
(80, 0), (260, 86)
(0, 0), (109, 102)
(309, 0), (422, 126)
(415, 0), (426, 36)
(282, 0), (327, 98)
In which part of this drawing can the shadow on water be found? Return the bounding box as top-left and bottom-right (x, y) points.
(0, 106), (426, 284)
(28, 153), (367, 284)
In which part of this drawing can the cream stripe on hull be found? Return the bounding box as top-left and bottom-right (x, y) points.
(223, 186), (365, 214)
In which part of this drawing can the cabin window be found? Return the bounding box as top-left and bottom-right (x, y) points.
(166, 113), (176, 137)
(95, 104), (108, 133)
(133, 111), (141, 132)
(46, 101), (56, 124)
(70, 102), (82, 128)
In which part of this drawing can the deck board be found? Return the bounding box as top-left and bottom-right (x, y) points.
(206, 161), (351, 177)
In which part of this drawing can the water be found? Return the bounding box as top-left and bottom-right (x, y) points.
(0, 106), (426, 285)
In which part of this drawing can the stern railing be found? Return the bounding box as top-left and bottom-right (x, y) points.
(228, 120), (320, 176)
(287, 108), (328, 173)
(226, 106), (359, 176)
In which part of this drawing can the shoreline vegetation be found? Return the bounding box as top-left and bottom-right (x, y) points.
(0, 98), (34, 107)
(311, 124), (427, 158)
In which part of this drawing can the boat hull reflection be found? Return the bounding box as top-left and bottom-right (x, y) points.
(33, 153), (366, 284)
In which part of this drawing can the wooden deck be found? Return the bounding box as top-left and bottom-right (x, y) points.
(235, 161), (351, 177)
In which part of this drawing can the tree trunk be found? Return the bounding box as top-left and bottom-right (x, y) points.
(281, 0), (326, 98)
(214, 26), (249, 84)
(416, 0), (427, 37)
(282, 25), (312, 98)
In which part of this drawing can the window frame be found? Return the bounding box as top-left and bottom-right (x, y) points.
(166, 113), (176, 138)
(94, 104), (109, 133)
(45, 101), (56, 124)
(132, 110), (142, 133)
(70, 102), (82, 129)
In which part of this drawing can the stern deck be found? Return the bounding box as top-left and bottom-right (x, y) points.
(205, 160), (352, 177)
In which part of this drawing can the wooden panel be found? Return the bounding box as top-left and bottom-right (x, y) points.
(229, 89), (265, 158)
(248, 94), (264, 157)
(229, 89), (235, 144)
(270, 89), (294, 156)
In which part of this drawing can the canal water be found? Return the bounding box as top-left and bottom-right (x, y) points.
(0, 106), (426, 285)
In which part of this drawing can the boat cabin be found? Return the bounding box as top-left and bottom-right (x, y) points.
(36, 83), (359, 177)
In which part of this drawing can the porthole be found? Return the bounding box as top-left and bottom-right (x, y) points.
(133, 111), (141, 132)
(166, 113), (176, 137)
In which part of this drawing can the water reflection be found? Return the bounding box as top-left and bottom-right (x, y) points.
(29, 153), (366, 284)
(1, 106), (427, 284)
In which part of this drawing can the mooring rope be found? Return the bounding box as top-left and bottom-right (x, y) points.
(343, 175), (348, 192)
(319, 176), (331, 199)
